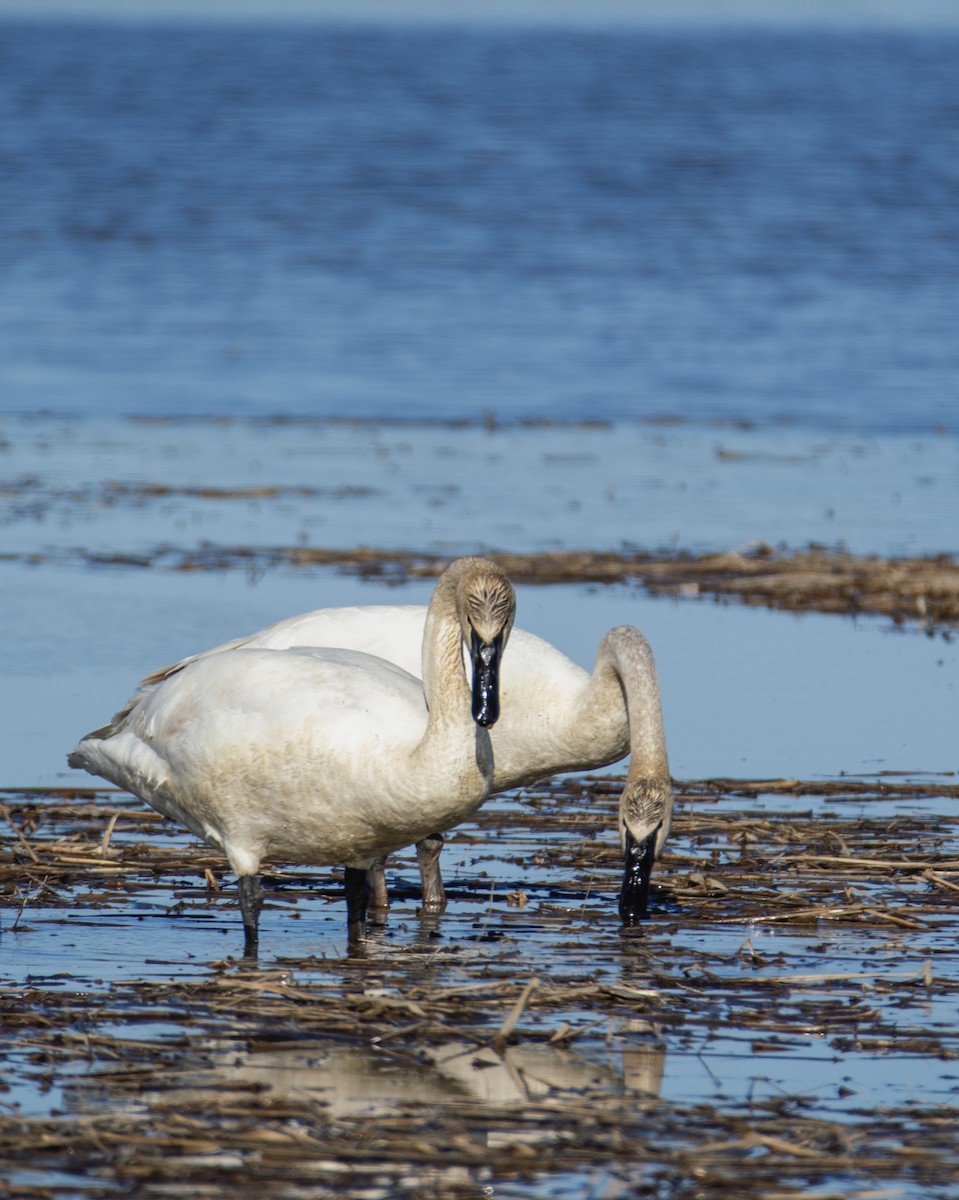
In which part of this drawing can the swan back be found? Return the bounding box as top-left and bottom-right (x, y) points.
(120, 602), (604, 789)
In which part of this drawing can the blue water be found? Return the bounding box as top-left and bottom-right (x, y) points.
(2, 18), (959, 1193)
(1, 16), (957, 432)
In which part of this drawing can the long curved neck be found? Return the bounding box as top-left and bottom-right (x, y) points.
(595, 627), (673, 871)
(413, 568), (492, 800)
(580, 626), (669, 780)
(420, 588), (472, 733)
(422, 600), (475, 729)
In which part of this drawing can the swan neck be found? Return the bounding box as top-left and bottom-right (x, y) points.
(593, 628), (670, 779)
(414, 572), (493, 797)
(420, 574), (472, 728)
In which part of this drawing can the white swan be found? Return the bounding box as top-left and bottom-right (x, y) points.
(119, 598), (672, 923)
(67, 557), (516, 954)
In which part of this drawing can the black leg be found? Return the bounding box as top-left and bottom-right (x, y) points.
(237, 874), (264, 957)
(367, 855), (390, 916)
(416, 832), (446, 912)
(344, 866), (370, 947)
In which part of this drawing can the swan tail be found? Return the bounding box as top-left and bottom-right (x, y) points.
(67, 730), (171, 800)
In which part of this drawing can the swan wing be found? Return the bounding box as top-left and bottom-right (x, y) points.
(71, 648), (437, 870)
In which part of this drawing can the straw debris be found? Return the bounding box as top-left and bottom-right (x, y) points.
(3, 775), (959, 1197)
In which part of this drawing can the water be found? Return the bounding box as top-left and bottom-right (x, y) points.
(1, 9), (958, 1197)
(3, 560), (957, 789)
(4, 780), (959, 1200)
(3, 414), (958, 560)
(1, 15), (957, 431)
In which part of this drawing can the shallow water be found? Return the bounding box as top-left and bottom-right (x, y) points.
(1, 418), (957, 1198)
(4, 782), (959, 1199)
(2, 7), (958, 1195)
(2, 414), (956, 791)
(3, 414), (958, 560)
(3, 555), (956, 790)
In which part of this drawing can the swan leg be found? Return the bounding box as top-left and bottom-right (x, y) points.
(367, 855), (390, 917)
(619, 828), (658, 925)
(344, 866), (370, 946)
(416, 832), (446, 912)
(237, 874), (264, 957)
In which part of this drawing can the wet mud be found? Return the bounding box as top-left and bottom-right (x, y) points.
(4, 776), (959, 1198)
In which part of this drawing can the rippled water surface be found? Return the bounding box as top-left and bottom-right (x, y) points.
(1, 6), (958, 1197)
(1, 17), (957, 431)
(5, 779), (959, 1200)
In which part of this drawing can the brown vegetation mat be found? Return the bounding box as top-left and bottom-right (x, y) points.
(47, 543), (959, 634)
(3, 776), (959, 1198)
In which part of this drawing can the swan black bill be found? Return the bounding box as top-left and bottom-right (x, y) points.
(470, 630), (503, 727)
(619, 827), (658, 925)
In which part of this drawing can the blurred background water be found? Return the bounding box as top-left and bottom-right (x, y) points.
(1, 4), (957, 431)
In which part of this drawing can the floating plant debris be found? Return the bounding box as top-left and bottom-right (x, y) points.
(3, 776), (959, 1198)
(3, 544), (957, 635)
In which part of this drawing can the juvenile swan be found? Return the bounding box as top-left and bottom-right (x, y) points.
(120, 603), (671, 922)
(68, 558), (516, 954)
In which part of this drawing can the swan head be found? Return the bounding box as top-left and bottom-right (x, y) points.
(617, 778), (672, 924)
(452, 558), (516, 728)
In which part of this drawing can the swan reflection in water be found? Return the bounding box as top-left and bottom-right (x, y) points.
(64, 1029), (666, 1127)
